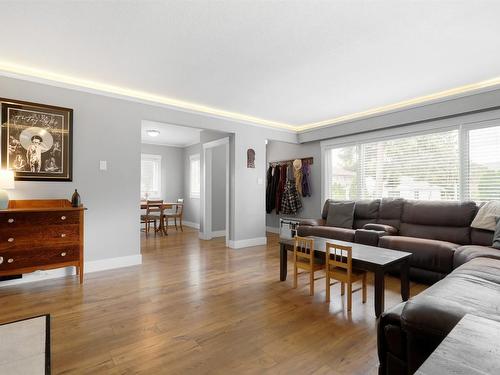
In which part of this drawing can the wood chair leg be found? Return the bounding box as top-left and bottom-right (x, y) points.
(293, 263), (298, 289)
(79, 261), (84, 284)
(347, 282), (352, 311)
(180, 218), (183, 232)
(362, 273), (367, 303)
(310, 270), (314, 296)
(341, 282), (345, 296)
(145, 221), (149, 237)
(153, 220), (157, 236)
(174, 217), (178, 231)
(325, 272), (330, 302)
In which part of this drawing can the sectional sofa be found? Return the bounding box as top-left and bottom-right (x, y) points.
(297, 198), (500, 374)
(297, 198), (499, 284)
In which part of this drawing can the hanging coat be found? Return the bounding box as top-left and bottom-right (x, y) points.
(302, 162), (311, 197)
(293, 159), (303, 196)
(265, 166), (273, 213)
(281, 164), (302, 215)
(275, 164), (287, 214)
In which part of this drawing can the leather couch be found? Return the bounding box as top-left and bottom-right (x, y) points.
(297, 198), (500, 284)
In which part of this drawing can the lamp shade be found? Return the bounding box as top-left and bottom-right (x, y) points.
(0, 170), (15, 189)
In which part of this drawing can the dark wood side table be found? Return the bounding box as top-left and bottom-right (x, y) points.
(279, 236), (411, 318)
(415, 314), (500, 374)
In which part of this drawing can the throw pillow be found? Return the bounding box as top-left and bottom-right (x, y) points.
(471, 201), (500, 231)
(326, 201), (355, 229)
(493, 217), (500, 249)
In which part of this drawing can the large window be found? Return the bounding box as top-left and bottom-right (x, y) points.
(190, 154), (200, 198)
(141, 154), (162, 199)
(324, 122), (500, 202)
(468, 126), (500, 201)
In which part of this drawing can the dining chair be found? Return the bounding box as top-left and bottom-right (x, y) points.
(141, 200), (165, 237)
(293, 236), (323, 296)
(164, 198), (184, 232)
(325, 242), (367, 311)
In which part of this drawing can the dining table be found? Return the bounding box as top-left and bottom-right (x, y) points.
(140, 201), (184, 235)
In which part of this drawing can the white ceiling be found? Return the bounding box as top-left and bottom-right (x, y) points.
(141, 121), (201, 147)
(1, 1), (500, 130)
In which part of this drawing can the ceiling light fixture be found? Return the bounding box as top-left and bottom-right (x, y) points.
(147, 129), (160, 137)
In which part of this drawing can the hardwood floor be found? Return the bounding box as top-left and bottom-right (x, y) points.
(0, 229), (426, 374)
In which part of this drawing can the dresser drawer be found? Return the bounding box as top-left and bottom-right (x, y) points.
(0, 211), (80, 226)
(0, 224), (80, 247)
(0, 246), (79, 271)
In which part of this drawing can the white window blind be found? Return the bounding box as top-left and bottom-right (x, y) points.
(141, 154), (161, 199)
(325, 129), (461, 201)
(467, 125), (500, 202)
(190, 154), (200, 198)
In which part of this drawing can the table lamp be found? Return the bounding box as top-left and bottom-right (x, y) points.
(0, 170), (15, 209)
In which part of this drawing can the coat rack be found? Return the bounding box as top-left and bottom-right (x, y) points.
(268, 157), (314, 166)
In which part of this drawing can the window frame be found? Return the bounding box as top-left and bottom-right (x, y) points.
(321, 111), (500, 204)
(189, 153), (201, 199)
(140, 153), (162, 200)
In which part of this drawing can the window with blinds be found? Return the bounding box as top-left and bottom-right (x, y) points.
(189, 154), (200, 198)
(468, 125), (500, 202)
(141, 154), (162, 199)
(325, 129), (461, 201)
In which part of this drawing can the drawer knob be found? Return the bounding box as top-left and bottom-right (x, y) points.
(61, 233), (67, 238)
(7, 258), (13, 263)
(61, 216), (67, 220)
(0, 256), (3, 264)
(61, 252), (67, 257)
(7, 238), (14, 243)
(7, 218), (14, 223)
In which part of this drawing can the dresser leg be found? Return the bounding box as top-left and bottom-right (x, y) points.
(79, 262), (84, 284)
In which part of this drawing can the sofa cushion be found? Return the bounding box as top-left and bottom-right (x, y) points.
(296, 225), (355, 242)
(378, 198), (404, 229)
(471, 200), (500, 231)
(379, 236), (458, 274)
(402, 257), (500, 340)
(471, 228), (494, 246)
(399, 223), (470, 245)
(402, 200), (477, 227)
(353, 199), (380, 229)
(493, 217), (500, 249)
(453, 245), (500, 268)
(326, 201), (355, 229)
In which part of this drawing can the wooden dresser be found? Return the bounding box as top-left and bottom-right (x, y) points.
(0, 199), (86, 283)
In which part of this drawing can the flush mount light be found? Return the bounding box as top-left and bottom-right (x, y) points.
(147, 129), (160, 137)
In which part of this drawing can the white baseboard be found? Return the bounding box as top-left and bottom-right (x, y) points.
(266, 226), (280, 234)
(228, 237), (267, 249)
(211, 230), (226, 238)
(182, 221), (200, 229)
(0, 254), (143, 287)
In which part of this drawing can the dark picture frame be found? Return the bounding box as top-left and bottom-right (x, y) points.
(0, 98), (73, 181)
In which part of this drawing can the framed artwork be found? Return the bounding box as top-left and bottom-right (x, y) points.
(1, 98), (73, 181)
(247, 148), (255, 168)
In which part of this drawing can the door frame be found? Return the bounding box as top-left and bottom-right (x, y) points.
(201, 137), (230, 246)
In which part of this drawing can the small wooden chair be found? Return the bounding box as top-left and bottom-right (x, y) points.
(164, 198), (184, 232)
(293, 236), (323, 295)
(325, 242), (367, 311)
(141, 200), (165, 237)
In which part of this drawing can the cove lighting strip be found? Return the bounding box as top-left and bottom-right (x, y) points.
(1, 60), (500, 133)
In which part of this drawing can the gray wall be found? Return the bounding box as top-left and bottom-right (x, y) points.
(182, 143), (201, 225)
(266, 140), (322, 229)
(140, 143), (183, 202)
(211, 144), (226, 232)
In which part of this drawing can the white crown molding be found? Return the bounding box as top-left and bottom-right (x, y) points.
(1, 61), (500, 135)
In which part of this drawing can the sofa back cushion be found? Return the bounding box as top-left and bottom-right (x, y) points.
(326, 202), (355, 228)
(400, 200), (477, 244)
(377, 198), (404, 229)
(471, 228), (494, 246)
(353, 199), (380, 229)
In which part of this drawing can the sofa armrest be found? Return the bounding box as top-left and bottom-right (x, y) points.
(364, 223), (398, 235)
(298, 218), (326, 227)
(355, 229), (386, 246)
(377, 302), (407, 375)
